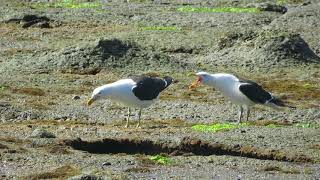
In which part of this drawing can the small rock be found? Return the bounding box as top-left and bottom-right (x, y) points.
(127, 160), (135, 165)
(233, 144), (241, 149)
(102, 162), (111, 166)
(250, 3), (287, 14)
(72, 95), (81, 100)
(68, 174), (103, 180)
(300, 1), (311, 6)
(4, 149), (17, 153)
(169, 150), (183, 156)
(182, 152), (194, 156)
(5, 14), (51, 29)
(29, 128), (56, 138)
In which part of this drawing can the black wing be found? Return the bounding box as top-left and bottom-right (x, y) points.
(239, 80), (272, 104)
(132, 75), (173, 100)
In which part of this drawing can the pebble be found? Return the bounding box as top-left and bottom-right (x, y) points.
(29, 128), (56, 138)
(127, 160), (135, 165)
(102, 162), (111, 166)
(72, 95), (81, 100)
(68, 174), (103, 180)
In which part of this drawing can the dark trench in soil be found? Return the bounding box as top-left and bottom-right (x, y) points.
(63, 137), (314, 163)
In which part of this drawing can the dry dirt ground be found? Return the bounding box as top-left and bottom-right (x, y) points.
(0, 0), (320, 179)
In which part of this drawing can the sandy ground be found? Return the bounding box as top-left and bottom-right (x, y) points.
(0, 0), (320, 179)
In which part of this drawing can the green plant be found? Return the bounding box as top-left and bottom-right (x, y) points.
(265, 122), (319, 129)
(149, 155), (172, 165)
(35, 0), (102, 9)
(302, 83), (317, 89)
(192, 123), (248, 132)
(276, 0), (287, 5)
(177, 6), (260, 13)
(0, 85), (9, 91)
(295, 122), (319, 129)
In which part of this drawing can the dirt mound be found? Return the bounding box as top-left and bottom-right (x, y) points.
(252, 32), (320, 64)
(209, 31), (319, 69)
(41, 39), (188, 74)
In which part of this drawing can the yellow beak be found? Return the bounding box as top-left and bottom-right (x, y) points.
(87, 98), (95, 106)
(189, 76), (202, 90)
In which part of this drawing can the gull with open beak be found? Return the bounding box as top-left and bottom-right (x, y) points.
(189, 72), (294, 123)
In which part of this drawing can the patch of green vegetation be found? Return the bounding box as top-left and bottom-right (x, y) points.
(192, 123), (249, 132)
(34, 0), (102, 9)
(0, 85), (9, 91)
(149, 155), (172, 165)
(295, 122), (319, 129)
(140, 26), (181, 31)
(177, 6), (260, 13)
(302, 83), (317, 89)
(192, 120), (318, 132)
(276, 0), (287, 5)
(265, 122), (319, 129)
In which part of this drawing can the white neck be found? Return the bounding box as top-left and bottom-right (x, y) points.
(207, 73), (239, 90)
(93, 84), (114, 99)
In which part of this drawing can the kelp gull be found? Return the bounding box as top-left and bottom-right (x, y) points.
(189, 72), (294, 123)
(87, 75), (175, 128)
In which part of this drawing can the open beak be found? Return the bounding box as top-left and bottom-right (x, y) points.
(87, 98), (95, 106)
(189, 76), (202, 90)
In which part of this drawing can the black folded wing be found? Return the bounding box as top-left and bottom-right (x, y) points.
(132, 76), (173, 100)
(239, 80), (272, 104)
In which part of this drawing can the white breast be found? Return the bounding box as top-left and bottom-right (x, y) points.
(210, 74), (254, 106)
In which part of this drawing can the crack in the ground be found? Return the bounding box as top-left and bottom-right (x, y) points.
(63, 137), (314, 163)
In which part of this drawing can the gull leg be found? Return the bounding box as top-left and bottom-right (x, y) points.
(125, 107), (131, 128)
(136, 108), (142, 128)
(238, 106), (243, 124)
(246, 107), (250, 122)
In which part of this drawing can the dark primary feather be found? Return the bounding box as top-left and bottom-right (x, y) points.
(268, 98), (286, 107)
(132, 75), (174, 100)
(239, 79), (295, 108)
(238, 79), (273, 104)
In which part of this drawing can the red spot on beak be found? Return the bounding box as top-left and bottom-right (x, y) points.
(189, 76), (202, 90)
